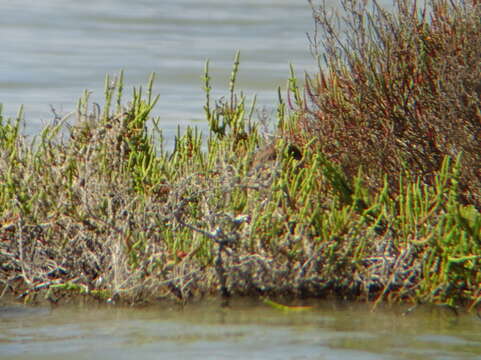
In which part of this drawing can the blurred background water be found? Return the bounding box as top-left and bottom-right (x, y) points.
(0, 0), (322, 144)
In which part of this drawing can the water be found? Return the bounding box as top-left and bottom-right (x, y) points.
(3, 2), (479, 358)
(1, 299), (480, 360)
(3, 3), (479, 358)
(1, 0), (323, 145)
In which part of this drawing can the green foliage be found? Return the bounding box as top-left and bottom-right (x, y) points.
(0, 2), (480, 308)
(204, 52), (258, 147)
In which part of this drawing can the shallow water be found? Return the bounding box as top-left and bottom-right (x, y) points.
(1, 299), (480, 360)
(0, 0), (395, 147)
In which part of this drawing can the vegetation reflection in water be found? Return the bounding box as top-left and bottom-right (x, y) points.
(0, 0), (480, 313)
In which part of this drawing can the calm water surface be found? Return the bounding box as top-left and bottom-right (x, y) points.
(1, 0), (321, 144)
(1, 299), (480, 360)
(0, 0), (397, 145)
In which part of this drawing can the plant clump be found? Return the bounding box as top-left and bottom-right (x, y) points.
(295, 0), (481, 208)
(0, 0), (479, 312)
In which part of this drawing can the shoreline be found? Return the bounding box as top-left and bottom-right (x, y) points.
(1, 0), (480, 312)
(0, 89), (478, 311)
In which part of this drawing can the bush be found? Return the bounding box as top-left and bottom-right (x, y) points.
(0, 5), (479, 308)
(296, 0), (481, 208)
